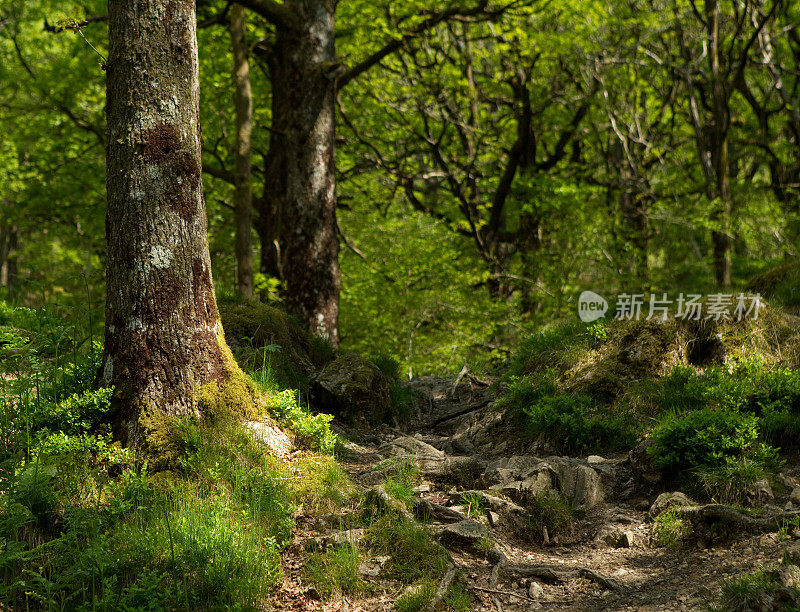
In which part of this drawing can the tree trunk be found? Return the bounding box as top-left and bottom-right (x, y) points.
(230, 4), (255, 299)
(707, 0), (733, 287)
(103, 0), (244, 449)
(261, 0), (340, 344)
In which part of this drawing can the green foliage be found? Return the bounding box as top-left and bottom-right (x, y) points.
(652, 509), (693, 548)
(696, 457), (773, 506)
(649, 408), (778, 474)
(526, 491), (574, 542)
(364, 516), (449, 586)
(711, 569), (800, 612)
(305, 544), (366, 600)
(460, 491), (487, 519)
(264, 388), (337, 454)
(383, 460), (419, 509)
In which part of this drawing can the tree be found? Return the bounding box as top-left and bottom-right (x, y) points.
(229, 3), (255, 298)
(234, 0), (527, 344)
(101, 0), (249, 449)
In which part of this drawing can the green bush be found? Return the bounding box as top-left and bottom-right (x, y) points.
(522, 392), (636, 453)
(649, 408), (778, 475)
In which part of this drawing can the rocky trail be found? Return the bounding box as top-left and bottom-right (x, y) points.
(269, 376), (800, 611)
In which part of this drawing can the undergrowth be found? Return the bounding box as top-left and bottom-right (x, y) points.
(0, 300), (342, 609)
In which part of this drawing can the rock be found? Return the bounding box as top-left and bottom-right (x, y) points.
(308, 528), (364, 551)
(379, 436), (483, 480)
(528, 581), (545, 599)
(588, 455), (606, 464)
(779, 565), (800, 589)
(790, 487), (800, 506)
(413, 484), (431, 493)
(244, 420), (293, 457)
(628, 437), (661, 485)
(358, 555), (390, 577)
(785, 541), (800, 564)
(749, 480), (774, 506)
(313, 353), (392, 423)
(482, 455), (605, 511)
(594, 525), (634, 548)
(488, 511), (501, 527)
(456, 490), (531, 537)
(438, 519), (489, 551)
(649, 492), (695, 519)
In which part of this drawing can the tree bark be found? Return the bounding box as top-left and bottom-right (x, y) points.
(707, 0), (732, 287)
(102, 0), (241, 448)
(230, 4), (255, 299)
(259, 0), (340, 344)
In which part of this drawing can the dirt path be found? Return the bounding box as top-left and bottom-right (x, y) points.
(271, 376), (791, 611)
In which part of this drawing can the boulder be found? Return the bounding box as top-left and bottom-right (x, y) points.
(438, 519), (489, 552)
(379, 436), (483, 481)
(482, 455), (604, 511)
(748, 480), (774, 506)
(779, 565), (800, 589)
(649, 491), (695, 519)
(244, 420), (293, 457)
(313, 352), (393, 423)
(790, 487), (800, 506)
(594, 525), (635, 548)
(628, 437), (661, 485)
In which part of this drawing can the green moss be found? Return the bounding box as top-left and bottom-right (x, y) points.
(219, 298), (333, 392)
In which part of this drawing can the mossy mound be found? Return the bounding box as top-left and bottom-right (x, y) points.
(218, 298), (335, 391)
(499, 307), (800, 457)
(313, 352), (393, 424)
(746, 260), (800, 315)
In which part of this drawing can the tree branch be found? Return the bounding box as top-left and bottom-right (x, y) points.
(234, 0), (295, 29)
(339, 0), (524, 89)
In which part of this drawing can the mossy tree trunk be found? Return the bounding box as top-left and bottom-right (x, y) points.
(102, 0), (243, 448)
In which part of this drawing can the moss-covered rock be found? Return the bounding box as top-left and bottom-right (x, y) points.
(312, 352), (393, 424)
(218, 299), (334, 390)
(746, 260), (800, 314)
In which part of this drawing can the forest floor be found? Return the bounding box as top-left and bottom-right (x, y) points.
(265, 376), (794, 611)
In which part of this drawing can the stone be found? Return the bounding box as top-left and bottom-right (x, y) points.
(594, 525), (633, 548)
(439, 519), (489, 550)
(244, 420), (293, 457)
(588, 455), (606, 464)
(779, 565), (800, 589)
(790, 487), (800, 506)
(482, 455), (605, 511)
(313, 352), (393, 423)
(308, 528), (364, 551)
(358, 555), (390, 577)
(649, 492), (694, 519)
(528, 581), (545, 599)
(628, 437), (661, 485)
(749, 480), (774, 506)
(379, 436), (483, 480)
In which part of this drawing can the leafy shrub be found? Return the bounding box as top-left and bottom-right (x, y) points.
(649, 408), (778, 474)
(523, 392), (636, 453)
(265, 388), (337, 453)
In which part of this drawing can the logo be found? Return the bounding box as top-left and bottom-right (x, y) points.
(578, 291), (608, 322)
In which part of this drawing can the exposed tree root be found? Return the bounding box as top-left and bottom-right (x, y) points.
(505, 565), (622, 592)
